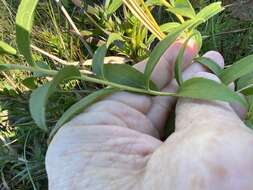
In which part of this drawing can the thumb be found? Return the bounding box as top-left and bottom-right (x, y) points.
(175, 72), (244, 132)
(134, 39), (198, 89)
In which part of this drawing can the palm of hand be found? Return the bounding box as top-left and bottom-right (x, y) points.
(46, 44), (253, 190)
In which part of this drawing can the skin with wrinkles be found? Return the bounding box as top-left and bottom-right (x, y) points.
(46, 42), (253, 190)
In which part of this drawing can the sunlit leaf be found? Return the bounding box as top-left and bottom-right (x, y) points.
(29, 66), (81, 131)
(145, 0), (162, 6)
(177, 77), (247, 108)
(191, 30), (202, 51)
(168, 0), (196, 18)
(144, 19), (196, 89)
(0, 41), (17, 55)
(220, 54), (253, 85)
(123, 0), (165, 40)
(107, 33), (124, 47)
(105, 0), (123, 15)
(16, 0), (39, 66)
(196, 2), (224, 21)
(147, 22), (180, 44)
(174, 33), (196, 86)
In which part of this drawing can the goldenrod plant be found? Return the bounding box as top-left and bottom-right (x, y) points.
(1, 0), (253, 136)
(1, 0), (253, 189)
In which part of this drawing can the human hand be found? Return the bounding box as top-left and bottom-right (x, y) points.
(46, 41), (253, 190)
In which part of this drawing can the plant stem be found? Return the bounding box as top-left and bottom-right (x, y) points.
(3, 64), (176, 96)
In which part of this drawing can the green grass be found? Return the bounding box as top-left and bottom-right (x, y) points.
(0, 0), (253, 189)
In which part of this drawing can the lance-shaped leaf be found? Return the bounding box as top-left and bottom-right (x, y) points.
(168, 0), (196, 18)
(144, 19), (196, 89)
(147, 22), (180, 44)
(195, 56), (222, 76)
(104, 64), (158, 90)
(196, 2), (224, 21)
(49, 88), (118, 141)
(177, 77), (247, 108)
(105, 0), (123, 15)
(220, 54), (253, 85)
(174, 33), (197, 86)
(237, 72), (253, 92)
(0, 41), (17, 55)
(29, 66), (81, 131)
(16, 0), (39, 66)
(92, 45), (158, 90)
(92, 45), (107, 78)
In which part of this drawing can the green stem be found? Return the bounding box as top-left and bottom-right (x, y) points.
(2, 64), (176, 96)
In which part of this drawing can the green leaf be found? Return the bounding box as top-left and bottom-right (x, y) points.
(220, 54), (253, 85)
(195, 56), (222, 76)
(146, 0), (163, 6)
(167, 0), (196, 18)
(29, 66), (81, 131)
(0, 63), (10, 70)
(191, 30), (202, 51)
(16, 0), (39, 66)
(104, 64), (158, 90)
(105, 0), (123, 15)
(177, 77), (247, 108)
(49, 88), (118, 141)
(107, 33), (124, 47)
(144, 19), (196, 89)
(92, 45), (107, 78)
(22, 77), (37, 89)
(196, 2), (224, 21)
(174, 33), (196, 86)
(0, 41), (17, 55)
(237, 72), (253, 91)
(238, 86), (253, 96)
(29, 84), (50, 131)
(147, 22), (180, 44)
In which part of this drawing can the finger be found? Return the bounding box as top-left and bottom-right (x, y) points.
(104, 40), (198, 114)
(175, 71), (244, 132)
(146, 51), (225, 134)
(228, 83), (247, 119)
(230, 95), (247, 119)
(84, 100), (159, 137)
(134, 39), (198, 89)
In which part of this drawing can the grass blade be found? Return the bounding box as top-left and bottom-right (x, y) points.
(16, 0), (39, 66)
